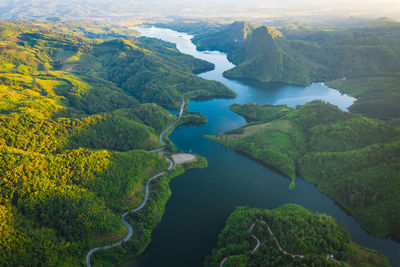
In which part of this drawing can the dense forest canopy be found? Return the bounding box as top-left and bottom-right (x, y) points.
(208, 101), (400, 240)
(190, 19), (400, 243)
(159, 17), (400, 266)
(191, 21), (257, 53)
(325, 75), (400, 124)
(193, 20), (400, 91)
(205, 205), (389, 267)
(1, 13), (400, 267)
(0, 20), (219, 265)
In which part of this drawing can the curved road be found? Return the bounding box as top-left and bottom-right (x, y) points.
(86, 96), (186, 267)
(260, 220), (304, 259)
(220, 220), (304, 266)
(147, 96), (185, 153)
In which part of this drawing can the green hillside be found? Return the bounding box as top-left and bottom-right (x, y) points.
(205, 205), (389, 267)
(325, 75), (400, 124)
(225, 26), (312, 85)
(192, 20), (400, 87)
(195, 20), (400, 124)
(72, 38), (235, 108)
(192, 21), (257, 53)
(0, 20), (217, 265)
(208, 101), (400, 239)
(10, 21), (235, 109)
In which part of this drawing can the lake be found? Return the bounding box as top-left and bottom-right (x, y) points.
(123, 26), (400, 266)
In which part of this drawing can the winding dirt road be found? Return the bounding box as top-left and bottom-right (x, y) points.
(260, 220), (304, 259)
(86, 96), (186, 267)
(220, 220), (304, 266)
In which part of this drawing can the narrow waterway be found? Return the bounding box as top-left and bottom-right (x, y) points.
(124, 27), (400, 266)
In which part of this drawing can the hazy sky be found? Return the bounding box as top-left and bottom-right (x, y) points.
(160, 0), (400, 19)
(1, 0), (400, 20)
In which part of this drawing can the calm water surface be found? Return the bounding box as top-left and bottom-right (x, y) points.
(123, 27), (399, 266)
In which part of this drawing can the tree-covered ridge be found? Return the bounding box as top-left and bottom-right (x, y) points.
(208, 101), (400, 239)
(205, 205), (389, 267)
(298, 142), (400, 240)
(225, 25), (314, 86)
(0, 144), (170, 265)
(50, 20), (141, 40)
(192, 20), (400, 86)
(0, 72), (171, 153)
(229, 103), (292, 123)
(72, 37), (235, 109)
(0, 20), (235, 108)
(325, 75), (400, 124)
(192, 21), (257, 53)
(0, 20), (212, 265)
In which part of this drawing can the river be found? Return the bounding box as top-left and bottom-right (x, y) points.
(123, 26), (400, 266)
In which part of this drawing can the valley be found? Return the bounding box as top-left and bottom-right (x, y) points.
(125, 26), (400, 267)
(1, 16), (399, 267)
(0, 21), (225, 266)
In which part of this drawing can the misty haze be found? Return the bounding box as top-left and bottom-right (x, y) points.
(1, 0), (400, 21)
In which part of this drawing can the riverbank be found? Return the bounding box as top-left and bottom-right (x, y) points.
(86, 96), (208, 266)
(128, 26), (400, 266)
(325, 75), (400, 124)
(208, 101), (400, 240)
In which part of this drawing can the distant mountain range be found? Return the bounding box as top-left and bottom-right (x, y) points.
(1, 0), (400, 21)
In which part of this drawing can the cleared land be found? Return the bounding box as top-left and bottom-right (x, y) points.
(172, 153), (197, 165)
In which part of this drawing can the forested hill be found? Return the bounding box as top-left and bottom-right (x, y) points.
(208, 101), (400, 240)
(325, 75), (400, 124)
(71, 37), (235, 108)
(191, 21), (257, 53)
(0, 20), (225, 265)
(5, 21), (235, 109)
(226, 25), (311, 86)
(205, 205), (389, 267)
(192, 19), (400, 86)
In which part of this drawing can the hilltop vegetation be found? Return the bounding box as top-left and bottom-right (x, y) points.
(0, 20), (218, 265)
(0, 71), (170, 153)
(205, 205), (389, 267)
(73, 37), (235, 108)
(208, 101), (400, 239)
(6, 21), (235, 109)
(161, 19), (400, 124)
(192, 21), (257, 53)
(325, 75), (400, 124)
(0, 71), (172, 265)
(226, 25), (312, 86)
(192, 20), (400, 89)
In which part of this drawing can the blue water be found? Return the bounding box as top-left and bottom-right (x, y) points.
(123, 27), (400, 267)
